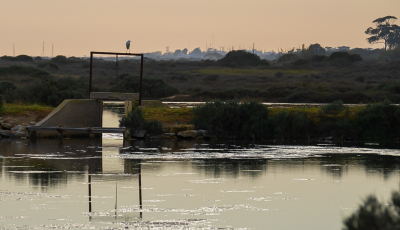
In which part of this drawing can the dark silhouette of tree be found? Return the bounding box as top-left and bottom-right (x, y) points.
(182, 48), (188, 55)
(218, 50), (269, 67)
(365, 16), (400, 50)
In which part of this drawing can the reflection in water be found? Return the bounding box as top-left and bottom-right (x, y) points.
(1, 138), (400, 229)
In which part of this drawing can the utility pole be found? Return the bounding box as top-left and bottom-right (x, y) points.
(42, 41), (44, 57)
(13, 43), (15, 57)
(52, 44), (54, 58)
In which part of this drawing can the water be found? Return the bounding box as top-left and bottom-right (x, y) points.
(1, 103), (400, 229)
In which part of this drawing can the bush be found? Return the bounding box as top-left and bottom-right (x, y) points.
(119, 107), (164, 136)
(327, 52), (363, 63)
(37, 62), (59, 70)
(292, 59), (308, 66)
(0, 81), (16, 94)
(343, 189), (400, 230)
(0, 55), (33, 62)
(203, 74), (219, 81)
(218, 50), (269, 67)
(268, 111), (311, 141)
(0, 95), (3, 111)
(356, 100), (400, 141)
(380, 47), (400, 60)
(354, 76), (365, 82)
(320, 100), (348, 119)
(109, 75), (179, 99)
(14, 55), (33, 62)
(51, 55), (69, 64)
(191, 100), (269, 139)
(278, 53), (298, 63)
(318, 100), (351, 138)
(311, 55), (327, 62)
(0, 66), (49, 78)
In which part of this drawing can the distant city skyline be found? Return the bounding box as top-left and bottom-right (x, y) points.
(1, 0), (399, 57)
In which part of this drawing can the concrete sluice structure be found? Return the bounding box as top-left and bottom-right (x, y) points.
(26, 93), (138, 139)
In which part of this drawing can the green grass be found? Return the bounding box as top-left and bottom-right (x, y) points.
(0, 103), (54, 116)
(142, 107), (194, 125)
(181, 68), (318, 76)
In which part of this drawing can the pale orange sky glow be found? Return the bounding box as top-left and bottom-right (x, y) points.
(1, 0), (399, 57)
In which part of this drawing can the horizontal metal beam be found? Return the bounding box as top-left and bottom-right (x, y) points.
(91, 51), (143, 56)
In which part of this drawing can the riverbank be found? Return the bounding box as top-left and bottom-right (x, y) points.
(1, 101), (397, 141)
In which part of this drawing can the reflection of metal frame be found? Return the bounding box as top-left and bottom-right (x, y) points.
(89, 52), (144, 106)
(88, 162), (143, 219)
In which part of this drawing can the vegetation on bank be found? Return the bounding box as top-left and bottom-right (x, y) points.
(119, 106), (164, 135)
(191, 100), (400, 141)
(0, 103), (53, 116)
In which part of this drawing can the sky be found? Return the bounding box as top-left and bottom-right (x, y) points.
(1, 0), (400, 57)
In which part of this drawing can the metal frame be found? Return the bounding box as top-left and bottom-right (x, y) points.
(89, 52), (144, 106)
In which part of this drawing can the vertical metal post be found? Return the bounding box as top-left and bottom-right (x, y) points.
(139, 55), (143, 106)
(88, 174), (92, 212)
(89, 52), (93, 98)
(116, 54), (119, 85)
(139, 161), (142, 219)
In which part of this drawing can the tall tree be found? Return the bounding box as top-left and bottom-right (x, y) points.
(365, 16), (400, 50)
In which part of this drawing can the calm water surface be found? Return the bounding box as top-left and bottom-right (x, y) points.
(1, 104), (400, 229)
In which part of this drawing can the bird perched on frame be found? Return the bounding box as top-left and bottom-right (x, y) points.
(126, 40), (131, 53)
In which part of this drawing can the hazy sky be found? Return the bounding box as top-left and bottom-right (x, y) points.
(1, 0), (399, 57)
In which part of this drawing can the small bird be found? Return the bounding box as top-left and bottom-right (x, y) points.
(126, 40), (131, 53)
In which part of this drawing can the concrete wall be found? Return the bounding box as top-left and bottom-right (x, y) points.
(35, 99), (103, 138)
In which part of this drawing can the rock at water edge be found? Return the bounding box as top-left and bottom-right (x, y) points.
(177, 130), (198, 138)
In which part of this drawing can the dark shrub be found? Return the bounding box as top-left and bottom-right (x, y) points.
(278, 54), (298, 63)
(15, 55), (33, 62)
(320, 100), (348, 119)
(380, 47), (400, 60)
(119, 73), (129, 80)
(191, 100), (269, 139)
(37, 62), (59, 70)
(171, 75), (187, 81)
(268, 111), (311, 141)
(275, 71), (284, 78)
(329, 52), (351, 60)
(145, 120), (164, 135)
(328, 52), (363, 63)
(218, 50), (269, 67)
(203, 75), (219, 81)
(354, 76), (365, 82)
(1, 55), (33, 62)
(0, 66), (49, 78)
(349, 54), (363, 62)
(119, 107), (164, 136)
(356, 100), (400, 141)
(49, 63), (59, 70)
(27, 76), (87, 106)
(109, 76), (179, 99)
(293, 59), (308, 66)
(51, 55), (69, 64)
(311, 55), (327, 62)
(343, 190), (400, 230)
(0, 81), (16, 94)
(0, 95), (3, 111)
(0, 56), (15, 61)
